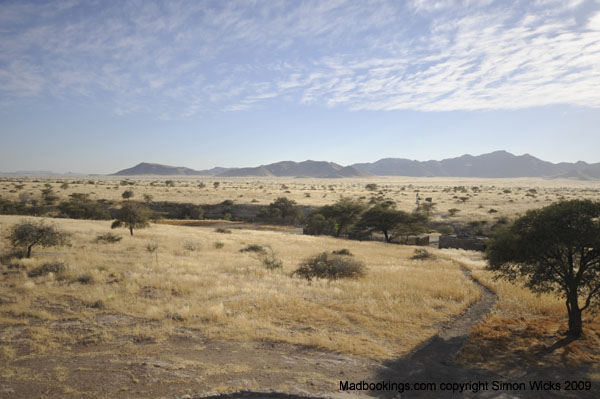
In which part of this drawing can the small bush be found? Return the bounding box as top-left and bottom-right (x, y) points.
(96, 232), (122, 243)
(411, 249), (435, 260)
(240, 244), (266, 254)
(28, 261), (67, 277)
(77, 273), (94, 284)
(145, 240), (159, 253)
(437, 224), (454, 235)
(259, 250), (283, 270)
(214, 241), (225, 249)
(215, 228), (232, 234)
(0, 248), (26, 264)
(448, 208), (460, 217)
(332, 248), (352, 256)
(293, 252), (366, 281)
(183, 240), (201, 251)
(87, 299), (105, 309)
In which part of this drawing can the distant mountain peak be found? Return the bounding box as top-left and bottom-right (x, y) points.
(112, 162), (204, 176)
(108, 151), (599, 180)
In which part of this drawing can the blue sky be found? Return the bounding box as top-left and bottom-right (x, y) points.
(1, 0), (600, 174)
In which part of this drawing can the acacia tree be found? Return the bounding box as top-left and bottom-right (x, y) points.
(121, 189), (134, 200)
(317, 198), (366, 237)
(111, 202), (150, 236)
(486, 199), (600, 337)
(357, 203), (409, 243)
(392, 212), (429, 244)
(8, 220), (69, 258)
(257, 197), (303, 225)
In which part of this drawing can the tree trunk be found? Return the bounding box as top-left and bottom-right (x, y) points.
(566, 294), (583, 337)
(129, 227), (134, 236)
(27, 245), (33, 258)
(383, 230), (390, 243)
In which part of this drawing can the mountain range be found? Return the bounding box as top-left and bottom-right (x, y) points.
(112, 151), (600, 180)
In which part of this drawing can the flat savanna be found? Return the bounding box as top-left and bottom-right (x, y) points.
(0, 176), (598, 398)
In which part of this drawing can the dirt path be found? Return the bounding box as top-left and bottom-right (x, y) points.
(371, 265), (503, 398)
(370, 266), (590, 399)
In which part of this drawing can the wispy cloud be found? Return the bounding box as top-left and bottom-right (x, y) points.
(1, 0), (599, 116)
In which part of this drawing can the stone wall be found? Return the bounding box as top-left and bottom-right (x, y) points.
(438, 235), (487, 251)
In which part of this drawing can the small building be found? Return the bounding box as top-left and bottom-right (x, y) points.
(438, 235), (487, 251)
(406, 235), (430, 246)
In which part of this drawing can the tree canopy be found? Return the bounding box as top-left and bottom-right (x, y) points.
(257, 197), (303, 225)
(111, 201), (151, 236)
(356, 202), (410, 243)
(305, 198), (365, 237)
(8, 220), (69, 258)
(486, 199), (600, 337)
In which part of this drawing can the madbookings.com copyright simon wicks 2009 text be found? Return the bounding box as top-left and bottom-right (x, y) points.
(339, 380), (593, 394)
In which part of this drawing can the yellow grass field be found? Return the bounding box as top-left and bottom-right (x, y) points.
(0, 215), (480, 360)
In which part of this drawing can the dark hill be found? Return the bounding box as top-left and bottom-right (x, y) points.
(111, 152), (599, 180)
(217, 160), (368, 178)
(112, 162), (205, 176)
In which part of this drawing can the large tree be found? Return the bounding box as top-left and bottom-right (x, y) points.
(486, 199), (600, 337)
(8, 220), (69, 258)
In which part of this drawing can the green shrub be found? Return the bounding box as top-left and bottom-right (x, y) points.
(28, 261), (67, 278)
(215, 228), (232, 234)
(214, 241), (225, 249)
(411, 249), (435, 261)
(332, 248), (353, 256)
(259, 249), (283, 270)
(293, 252), (366, 281)
(95, 232), (122, 243)
(239, 244), (266, 254)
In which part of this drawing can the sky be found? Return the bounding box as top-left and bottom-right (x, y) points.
(1, 0), (600, 174)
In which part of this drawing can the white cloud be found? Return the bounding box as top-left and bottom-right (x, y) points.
(1, 0), (599, 116)
(588, 12), (600, 30)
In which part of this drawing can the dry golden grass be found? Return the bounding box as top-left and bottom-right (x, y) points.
(2, 176), (600, 223)
(0, 214), (480, 360)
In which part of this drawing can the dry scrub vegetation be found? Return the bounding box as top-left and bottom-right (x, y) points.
(0, 215), (480, 363)
(3, 176), (600, 223)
